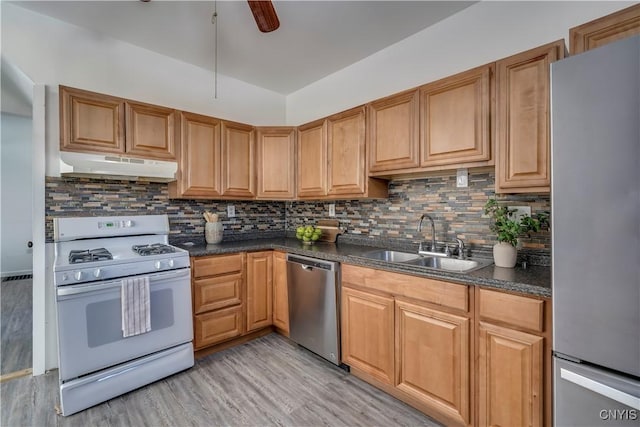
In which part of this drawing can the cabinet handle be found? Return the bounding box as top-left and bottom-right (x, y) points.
(560, 368), (640, 410)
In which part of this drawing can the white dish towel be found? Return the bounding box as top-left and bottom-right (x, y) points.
(121, 276), (151, 337)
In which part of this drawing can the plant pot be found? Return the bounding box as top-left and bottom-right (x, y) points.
(493, 242), (517, 268)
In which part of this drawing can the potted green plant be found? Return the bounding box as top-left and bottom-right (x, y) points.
(483, 199), (548, 268)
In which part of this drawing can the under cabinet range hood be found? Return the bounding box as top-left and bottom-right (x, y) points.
(59, 151), (177, 182)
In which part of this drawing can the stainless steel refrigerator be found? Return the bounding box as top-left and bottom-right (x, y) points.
(551, 35), (640, 426)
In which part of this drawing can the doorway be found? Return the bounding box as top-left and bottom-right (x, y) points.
(1, 58), (35, 380)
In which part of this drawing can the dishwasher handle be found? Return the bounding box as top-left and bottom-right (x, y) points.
(286, 254), (338, 272)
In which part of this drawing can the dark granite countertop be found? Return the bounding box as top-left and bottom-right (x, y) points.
(173, 237), (551, 298)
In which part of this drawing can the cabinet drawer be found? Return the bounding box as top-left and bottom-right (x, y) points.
(342, 264), (469, 312)
(193, 273), (242, 314)
(194, 305), (243, 349)
(192, 253), (244, 278)
(479, 288), (545, 332)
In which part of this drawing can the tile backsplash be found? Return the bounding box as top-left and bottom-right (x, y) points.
(45, 177), (285, 242)
(45, 171), (550, 252)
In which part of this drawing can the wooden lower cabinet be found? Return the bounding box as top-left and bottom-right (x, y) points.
(396, 300), (471, 426)
(272, 251), (289, 334)
(194, 305), (243, 349)
(341, 286), (395, 385)
(478, 322), (543, 427)
(246, 251), (273, 332)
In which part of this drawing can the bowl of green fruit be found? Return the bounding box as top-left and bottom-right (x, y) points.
(296, 225), (322, 244)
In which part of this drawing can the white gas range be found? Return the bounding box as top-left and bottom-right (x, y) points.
(52, 214), (194, 416)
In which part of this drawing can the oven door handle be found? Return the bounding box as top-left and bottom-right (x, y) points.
(57, 268), (191, 298)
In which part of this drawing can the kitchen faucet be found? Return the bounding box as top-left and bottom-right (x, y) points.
(417, 214), (436, 253)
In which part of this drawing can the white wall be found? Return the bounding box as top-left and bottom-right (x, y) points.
(286, 1), (636, 125)
(0, 112), (33, 276)
(0, 3), (287, 177)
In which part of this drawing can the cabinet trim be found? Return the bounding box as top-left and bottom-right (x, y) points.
(570, 4), (640, 54)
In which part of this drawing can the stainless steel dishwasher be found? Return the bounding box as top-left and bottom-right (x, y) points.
(286, 254), (341, 366)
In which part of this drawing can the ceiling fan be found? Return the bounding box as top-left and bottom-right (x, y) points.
(140, 0), (280, 33)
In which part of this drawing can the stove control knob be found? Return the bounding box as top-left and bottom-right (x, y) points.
(168, 259), (174, 268)
(124, 220), (133, 227)
(93, 269), (102, 278)
(74, 271), (83, 281)
(155, 261), (162, 270)
(62, 273), (69, 282)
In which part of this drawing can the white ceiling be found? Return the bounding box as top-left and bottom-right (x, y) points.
(12, 0), (476, 94)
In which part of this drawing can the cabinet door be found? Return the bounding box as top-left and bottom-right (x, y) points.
(396, 300), (470, 426)
(222, 121), (256, 198)
(125, 101), (176, 160)
(246, 252), (273, 332)
(60, 86), (125, 154)
(420, 64), (492, 167)
(256, 127), (296, 199)
(496, 40), (564, 193)
(327, 107), (367, 196)
(272, 252), (289, 334)
(173, 112), (222, 198)
(341, 286), (394, 385)
(570, 4), (640, 54)
(368, 90), (420, 172)
(478, 322), (544, 427)
(297, 119), (327, 198)
(193, 273), (243, 314)
(194, 305), (243, 349)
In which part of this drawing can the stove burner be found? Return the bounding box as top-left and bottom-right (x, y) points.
(132, 244), (176, 256)
(69, 248), (113, 264)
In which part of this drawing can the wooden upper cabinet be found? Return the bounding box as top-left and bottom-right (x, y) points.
(125, 101), (176, 160)
(368, 90), (420, 172)
(327, 106), (367, 195)
(297, 119), (328, 198)
(496, 40), (564, 194)
(222, 121), (256, 198)
(246, 251), (273, 332)
(60, 86), (176, 160)
(420, 64), (493, 168)
(570, 4), (640, 54)
(169, 112), (222, 198)
(60, 86), (125, 154)
(256, 127), (296, 200)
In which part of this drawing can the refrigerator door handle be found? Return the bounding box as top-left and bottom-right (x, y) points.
(560, 368), (640, 410)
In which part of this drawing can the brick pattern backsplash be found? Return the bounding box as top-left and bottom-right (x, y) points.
(286, 172), (551, 251)
(45, 177), (285, 242)
(45, 172), (550, 253)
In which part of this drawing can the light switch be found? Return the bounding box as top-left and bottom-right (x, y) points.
(456, 168), (468, 188)
(328, 204), (336, 217)
(227, 205), (236, 218)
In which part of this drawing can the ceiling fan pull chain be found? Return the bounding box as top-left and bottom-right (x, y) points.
(212, 0), (218, 99)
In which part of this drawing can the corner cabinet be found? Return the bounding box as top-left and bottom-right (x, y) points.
(297, 108), (388, 200)
(256, 127), (296, 200)
(419, 64), (493, 168)
(495, 40), (565, 194)
(169, 112), (222, 198)
(59, 85), (176, 160)
(246, 251), (273, 332)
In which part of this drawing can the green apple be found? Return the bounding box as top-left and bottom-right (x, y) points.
(296, 226), (305, 234)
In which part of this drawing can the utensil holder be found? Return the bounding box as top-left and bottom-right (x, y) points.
(205, 222), (223, 244)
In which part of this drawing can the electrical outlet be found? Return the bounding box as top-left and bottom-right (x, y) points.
(508, 206), (531, 221)
(328, 204), (336, 217)
(456, 168), (468, 188)
(227, 205), (236, 218)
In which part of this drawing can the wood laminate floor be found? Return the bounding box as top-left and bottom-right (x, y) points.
(1, 278), (32, 375)
(1, 333), (441, 426)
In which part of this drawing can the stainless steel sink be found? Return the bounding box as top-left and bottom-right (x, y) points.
(358, 249), (420, 263)
(403, 256), (492, 272)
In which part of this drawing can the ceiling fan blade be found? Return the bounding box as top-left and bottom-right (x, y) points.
(247, 1), (280, 33)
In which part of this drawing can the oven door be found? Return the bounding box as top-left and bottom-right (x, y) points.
(56, 268), (192, 381)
